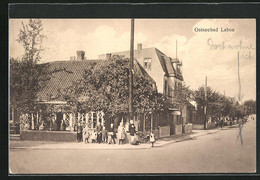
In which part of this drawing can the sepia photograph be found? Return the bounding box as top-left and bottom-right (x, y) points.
(9, 18), (256, 174)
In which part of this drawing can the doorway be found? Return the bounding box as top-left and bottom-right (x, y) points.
(56, 112), (63, 131)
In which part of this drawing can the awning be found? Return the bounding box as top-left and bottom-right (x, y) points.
(168, 108), (181, 115)
(38, 101), (67, 105)
(172, 111), (181, 115)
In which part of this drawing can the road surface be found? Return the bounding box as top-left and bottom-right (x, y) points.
(9, 119), (256, 174)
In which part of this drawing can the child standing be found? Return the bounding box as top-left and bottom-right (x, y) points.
(150, 131), (155, 147)
(90, 129), (97, 143)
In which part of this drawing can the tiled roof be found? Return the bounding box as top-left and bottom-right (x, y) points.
(37, 60), (104, 101)
(135, 59), (156, 84)
(164, 56), (176, 76)
(37, 59), (155, 101)
(155, 48), (183, 80)
(155, 48), (168, 76)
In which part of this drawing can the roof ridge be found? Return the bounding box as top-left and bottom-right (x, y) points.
(99, 47), (157, 56)
(37, 58), (156, 101)
(40, 59), (105, 64)
(154, 48), (167, 56)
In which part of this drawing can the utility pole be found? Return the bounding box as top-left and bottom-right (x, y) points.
(204, 76), (207, 130)
(129, 18), (134, 122)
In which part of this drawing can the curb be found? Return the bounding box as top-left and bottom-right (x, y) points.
(10, 124), (241, 150)
(10, 144), (152, 150)
(10, 147), (152, 150)
(155, 124), (240, 148)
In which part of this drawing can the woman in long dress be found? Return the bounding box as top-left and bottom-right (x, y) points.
(118, 122), (126, 145)
(129, 120), (138, 145)
(83, 125), (90, 143)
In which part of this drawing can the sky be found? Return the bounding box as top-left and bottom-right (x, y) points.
(9, 18), (256, 101)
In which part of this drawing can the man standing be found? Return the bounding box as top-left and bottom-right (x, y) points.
(129, 120), (136, 136)
(96, 122), (102, 144)
(108, 123), (116, 144)
(77, 122), (83, 143)
(129, 120), (138, 145)
(220, 118), (224, 129)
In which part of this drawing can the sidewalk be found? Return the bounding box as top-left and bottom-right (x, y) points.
(10, 124), (239, 150)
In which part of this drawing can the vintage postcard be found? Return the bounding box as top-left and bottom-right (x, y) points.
(9, 18), (256, 174)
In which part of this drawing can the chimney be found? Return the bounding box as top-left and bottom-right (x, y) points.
(106, 53), (112, 60)
(137, 43), (142, 51)
(76, 50), (85, 60)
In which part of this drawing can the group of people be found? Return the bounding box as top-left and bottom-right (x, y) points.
(218, 116), (249, 129)
(76, 121), (132, 145)
(75, 120), (156, 147)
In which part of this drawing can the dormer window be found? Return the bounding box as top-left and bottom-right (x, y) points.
(179, 65), (182, 74)
(143, 58), (152, 70)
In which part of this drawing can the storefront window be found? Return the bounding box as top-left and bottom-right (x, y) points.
(88, 112), (92, 128)
(93, 112), (97, 128)
(98, 112), (102, 125)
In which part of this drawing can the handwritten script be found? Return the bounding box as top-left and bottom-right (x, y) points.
(207, 38), (255, 60)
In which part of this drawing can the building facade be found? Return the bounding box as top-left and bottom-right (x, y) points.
(98, 43), (183, 96)
(15, 50), (157, 133)
(99, 44), (194, 135)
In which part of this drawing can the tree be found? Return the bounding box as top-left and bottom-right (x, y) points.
(194, 86), (214, 119)
(244, 100), (256, 115)
(232, 102), (246, 119)
(194, 86), (229, 124)
(194, 85), (249, 126)
(17, 19), (45, 63)
(10, 19), (48, 114)
(170, 83), (194, 110)
(62, 55), (167, 126)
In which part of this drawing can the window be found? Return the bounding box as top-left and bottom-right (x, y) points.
(168, 86), (171, 97)
(10, 108), (13, 121)
(164, 80), (167, 95)
(93, 112), (97, 128)
(65, 113), (70, 127)
(179, 65), (182, 74)
(98, 112), (102, 124)
(152, 83), (156, 91)
(143, 58), (152, 70)
(88, 112), (92, 128)
(82, 113), (86, 123)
